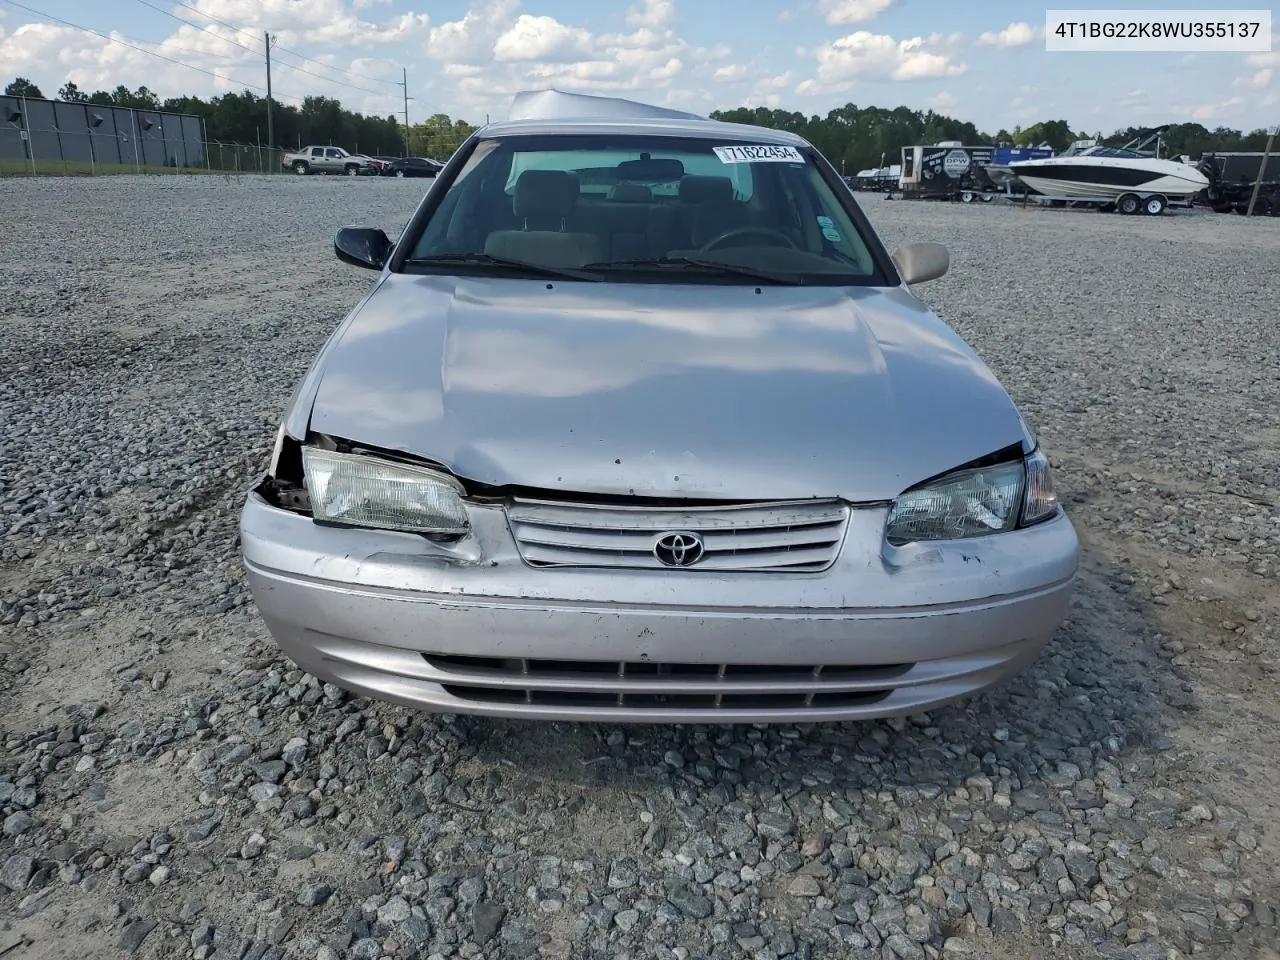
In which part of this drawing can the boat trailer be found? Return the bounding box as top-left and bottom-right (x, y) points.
(989, 182), (1193, 215)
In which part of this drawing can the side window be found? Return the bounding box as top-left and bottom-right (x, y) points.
(327, 148), (342, 159)
(311, 147), (324, 157)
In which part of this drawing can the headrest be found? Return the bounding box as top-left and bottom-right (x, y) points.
(679, 175), (734, 204)
(514, 169), (580, 222)
(608, 182), (654, 202)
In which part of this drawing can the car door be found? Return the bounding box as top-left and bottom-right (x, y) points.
(325, 148), (345, 172)
(309, 147), (327, 171)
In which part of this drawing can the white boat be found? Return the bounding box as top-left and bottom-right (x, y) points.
(1008, 130), (1208, 208)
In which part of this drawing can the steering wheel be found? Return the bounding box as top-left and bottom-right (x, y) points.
(698, 227), (798, 253)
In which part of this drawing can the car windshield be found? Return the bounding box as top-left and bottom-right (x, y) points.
(404, 133), (883, 285)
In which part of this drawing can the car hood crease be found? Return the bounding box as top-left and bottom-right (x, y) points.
(305, 275), (1026, 502)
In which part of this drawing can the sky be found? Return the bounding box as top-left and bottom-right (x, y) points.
(0, 0), (1276, 135)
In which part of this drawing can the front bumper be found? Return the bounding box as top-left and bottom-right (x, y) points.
(239, 490), (1079, 723)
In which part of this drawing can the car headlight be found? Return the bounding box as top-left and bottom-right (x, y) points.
(885, 450), (1060, 546)
(301, 447), (470, 536)
(1021, 448), (1060, 525)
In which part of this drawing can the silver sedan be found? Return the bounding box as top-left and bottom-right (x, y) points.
(239, 92), (1079, 724)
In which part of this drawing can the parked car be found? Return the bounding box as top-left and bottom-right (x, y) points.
(241, 90), (1079, 724)
(281, 145), (376, 176)
(383, 156), (444, 178)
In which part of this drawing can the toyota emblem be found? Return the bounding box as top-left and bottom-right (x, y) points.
(653, 532), (705, 567)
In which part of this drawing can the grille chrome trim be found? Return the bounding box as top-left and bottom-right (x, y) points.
(506, 498), (850, 572)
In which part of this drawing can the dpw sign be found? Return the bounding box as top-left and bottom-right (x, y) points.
(943, 149), (971, 177)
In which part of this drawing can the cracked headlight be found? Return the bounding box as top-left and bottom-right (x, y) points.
(301, 447), (470, 536)
(885, 450), (1060, 546)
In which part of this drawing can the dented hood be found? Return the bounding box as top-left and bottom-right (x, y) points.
(303, 274), (1026, 501)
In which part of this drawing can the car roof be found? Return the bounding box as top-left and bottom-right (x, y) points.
(475, 89), (812, 148)
(477, 115), (811, 147)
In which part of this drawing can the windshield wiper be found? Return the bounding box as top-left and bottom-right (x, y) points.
(403, 253), (600, 281)
(580, 256), (804, 285)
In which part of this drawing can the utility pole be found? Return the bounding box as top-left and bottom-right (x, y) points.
(396, 67), (413, 156)
(265, 32), (276, 169)
(1246, 124), (1276, 217)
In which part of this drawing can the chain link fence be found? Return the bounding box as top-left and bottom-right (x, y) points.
(0, 125), (271, 177)
(1, 127), (463, 177)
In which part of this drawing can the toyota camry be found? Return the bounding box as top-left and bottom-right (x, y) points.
(238, 90), (1079, 724)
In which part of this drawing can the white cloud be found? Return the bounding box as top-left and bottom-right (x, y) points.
(0, 3), (413, 117)
(493, 15), (592, 62)
(817, 0), (897, 25)
(801, 30), (967, 88)
(426, 0), (698, 115)
(1189, 96), (1246, 121)
(426, 0), (520, 64)
(1234, 69), (1272, 90)
(179, 0), (424, 47)
(625, 0), (675, 29)
(976, 22), (1043, 48)
(928, 90), (958, 110)
(741, 71), (791, 108)
(1246, 51), (1279, 69)
(713, 64), (746, 81)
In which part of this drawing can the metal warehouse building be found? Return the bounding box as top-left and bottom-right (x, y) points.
(1, 94), (207, 170)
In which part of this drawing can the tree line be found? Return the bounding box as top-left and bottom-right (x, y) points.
(3, 76), (477, 160)
(709, 105), (1274, 172)
(6, 76), (1270, 167)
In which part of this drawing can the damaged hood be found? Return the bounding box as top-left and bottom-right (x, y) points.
(303, 274), (1027, 501)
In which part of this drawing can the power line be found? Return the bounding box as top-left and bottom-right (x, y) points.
(166, 0), (400, 87)
(0, 0), (305, 104)
(130, 0), (393, 99)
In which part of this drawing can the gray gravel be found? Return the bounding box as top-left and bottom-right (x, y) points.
(2, 174), (1278, 960)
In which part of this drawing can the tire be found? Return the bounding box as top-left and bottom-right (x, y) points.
(960, 191), (975, 203)
(1116, 193), (1141, 215)
(395, 169), (406, 178)
(345, 164), (360, 177)
(1143, 195), (1167, 216)
(981, 192), (995, 202)
(292, 161), (308, 175)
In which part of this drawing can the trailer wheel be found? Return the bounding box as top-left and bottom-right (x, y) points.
(981, 192), (995, 202)
(960, 191), (975, 203)
(1143, 195), (1167, 216)
(1116, 193), (1141, 215)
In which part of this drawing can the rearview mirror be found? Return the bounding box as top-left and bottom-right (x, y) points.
(335, 226), (393, 270)
(616, 157), (685, 181)
(890, 241), (949, 285)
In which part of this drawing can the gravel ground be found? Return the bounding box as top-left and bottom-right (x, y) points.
(2, 174), (1278, 960)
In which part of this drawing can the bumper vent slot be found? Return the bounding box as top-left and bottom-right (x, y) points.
(424, 654), (910, 712)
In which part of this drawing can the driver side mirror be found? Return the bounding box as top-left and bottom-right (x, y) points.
(335, 226), (393, 270)
(890, 241), (949, 285)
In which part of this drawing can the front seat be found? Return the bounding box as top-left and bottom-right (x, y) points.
(677, 175), (752, 249)
(484, 170), (602, 267)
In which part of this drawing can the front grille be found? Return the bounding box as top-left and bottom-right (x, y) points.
(505, 498), (850, 572)
(423, 654), (910, 711)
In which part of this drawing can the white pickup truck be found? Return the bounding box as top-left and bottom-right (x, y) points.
(281, 145), (377, 176)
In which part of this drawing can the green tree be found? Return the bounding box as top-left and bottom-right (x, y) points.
(5, 77), (43, 98)
(58, 81), (88, 102)
(1013, 120), (1080, 150)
